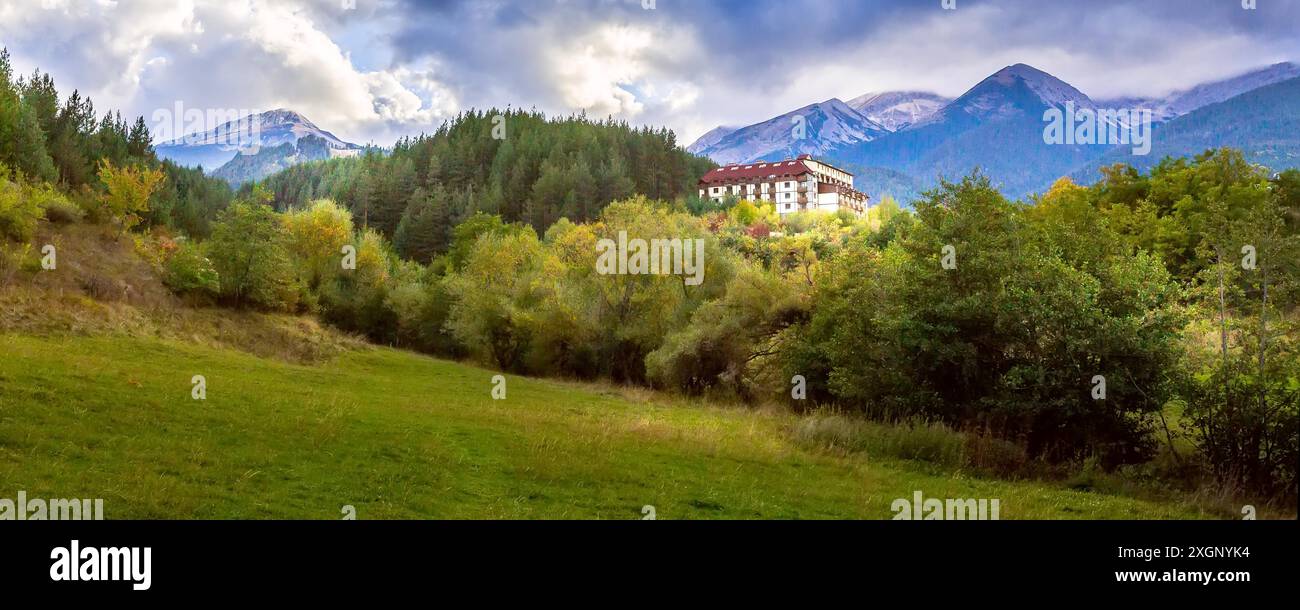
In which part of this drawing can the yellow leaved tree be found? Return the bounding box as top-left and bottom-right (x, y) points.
(97, 159), (164, 233)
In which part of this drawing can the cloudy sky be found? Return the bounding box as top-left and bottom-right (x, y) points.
(1, 0), (1297, 147)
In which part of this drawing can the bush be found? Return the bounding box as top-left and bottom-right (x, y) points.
(163, 239), (220, 298)
(282, 199), (354, 290)
(0, 179), (42, 242)
(1185, 347), (1299, 499)
(792, 412), (1035, 478)
(0, 241), (31, 285)
(79, 273), (122, 301)
(73, 186), (110, 224)
(37, 187), (83, 224)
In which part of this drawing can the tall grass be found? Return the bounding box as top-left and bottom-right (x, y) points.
(790, 412), (1029, 478)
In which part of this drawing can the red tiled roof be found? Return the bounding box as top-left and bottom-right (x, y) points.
(698, 159), (814, 185)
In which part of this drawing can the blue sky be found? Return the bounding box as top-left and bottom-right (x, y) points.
(1, 0), (1297, 146)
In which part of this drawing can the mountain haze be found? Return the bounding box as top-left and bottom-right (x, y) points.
(1073, 75), (1300, 183)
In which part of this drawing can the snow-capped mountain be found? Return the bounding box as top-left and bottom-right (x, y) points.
(1096, 61), (1300, 123)
(686, 98), (888, 165)
(846, 91), (951, 132)
(155, 109), (362, 176)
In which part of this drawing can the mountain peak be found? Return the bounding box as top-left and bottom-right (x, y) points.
(1145, 61), (1300, 121)
(989, 63), (1065, 87)
(258, 108), (318, 127)
(963, 63), (1093, 112)
(847, 91), (952, 132)
(998, 63), (1042, 74)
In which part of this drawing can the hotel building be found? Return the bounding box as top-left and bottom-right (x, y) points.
(697, 154), (868, 217)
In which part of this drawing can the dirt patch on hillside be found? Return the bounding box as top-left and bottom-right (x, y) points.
(1, 221), (366, 364)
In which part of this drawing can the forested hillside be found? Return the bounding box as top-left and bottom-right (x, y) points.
(247, 110), (716, 263)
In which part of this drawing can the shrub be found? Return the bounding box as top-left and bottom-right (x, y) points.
(163, 239), (220, 298)
(792, 412), (1036, 478)
(963, 433), (1031, 478)
(282, 199), (354, 290)
(0, 180), (42, 242)
(73, 186), (110, 224)
(35, 185), (83, 224)
(0, 241), (31, 285)
(792, 414), (965, 469)
(445, 230), (543, 372)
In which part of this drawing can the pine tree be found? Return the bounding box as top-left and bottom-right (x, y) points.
(0, 49), (56, 181)
(127, 116), (152, 159)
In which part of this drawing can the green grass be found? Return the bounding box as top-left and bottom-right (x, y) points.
(0, 334), (1222, 519)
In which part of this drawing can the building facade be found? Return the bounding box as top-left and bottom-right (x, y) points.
(697, 154), (868, 217)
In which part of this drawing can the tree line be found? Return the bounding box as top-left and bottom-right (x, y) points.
(244, 109), (715, 263)
(0, 49), (233, 239)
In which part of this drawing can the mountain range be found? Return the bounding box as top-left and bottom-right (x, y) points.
(155, 109), (363, 185)
(160, 62), (1300, 199)
(688, 61), (1300, 202)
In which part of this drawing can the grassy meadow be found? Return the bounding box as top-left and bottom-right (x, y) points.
(0, 332), (1230, 519)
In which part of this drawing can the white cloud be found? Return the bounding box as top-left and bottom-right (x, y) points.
(0, 0), (456, 145)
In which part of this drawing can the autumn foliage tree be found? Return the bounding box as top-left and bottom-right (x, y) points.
(97, 158), (164, 232)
